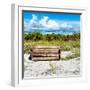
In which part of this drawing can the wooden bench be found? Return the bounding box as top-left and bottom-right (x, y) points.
(30, 46), (61, 61)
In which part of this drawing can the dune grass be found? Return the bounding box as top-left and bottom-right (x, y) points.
(24, 39), (80, 60)
(24, 40), (80, 52)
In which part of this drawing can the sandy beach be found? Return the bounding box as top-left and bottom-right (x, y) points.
(24, 52), (80, 78)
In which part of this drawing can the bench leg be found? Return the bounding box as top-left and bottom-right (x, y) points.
(29, 52), (32, 60)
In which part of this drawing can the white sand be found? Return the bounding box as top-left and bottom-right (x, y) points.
(24, 52), (80, 78)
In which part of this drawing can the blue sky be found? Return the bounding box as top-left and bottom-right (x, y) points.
(23, 11), (80, 35)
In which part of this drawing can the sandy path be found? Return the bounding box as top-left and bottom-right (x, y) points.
(24, 52), (80, 78)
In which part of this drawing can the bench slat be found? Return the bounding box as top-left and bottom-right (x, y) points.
(32, 53), (59, 57)
(32, 49), (60, 54)
(32, 57), (60, 61)
(33, 46), (60, 49)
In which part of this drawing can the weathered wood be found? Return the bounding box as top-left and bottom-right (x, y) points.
(32, 53), (59, 57)
(32, 49), (60, 54)
(31, 46), (61, 61)
(33, 46), (60, 49)
(32, 57), (60, 61)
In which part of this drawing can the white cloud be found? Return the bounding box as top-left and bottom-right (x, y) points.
(24, 21), (28, 28)
(39, 16), (60, 30)
(39, 16), (48, 27)
(47, 20), (60, 29)
(24, 14), (39, 31)
(24, 14), (80, 32)
(60, 23), (73, 29)
(29, 14), (38, 26)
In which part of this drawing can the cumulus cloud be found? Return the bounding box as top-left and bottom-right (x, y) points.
(61, 23), (72, 29)
(47, 20), (60, 29)
(28, 14), (38, 27)
(39, 16), (48, 27)
(30, 14), (37, 24)
(24, 14), (80, 32)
